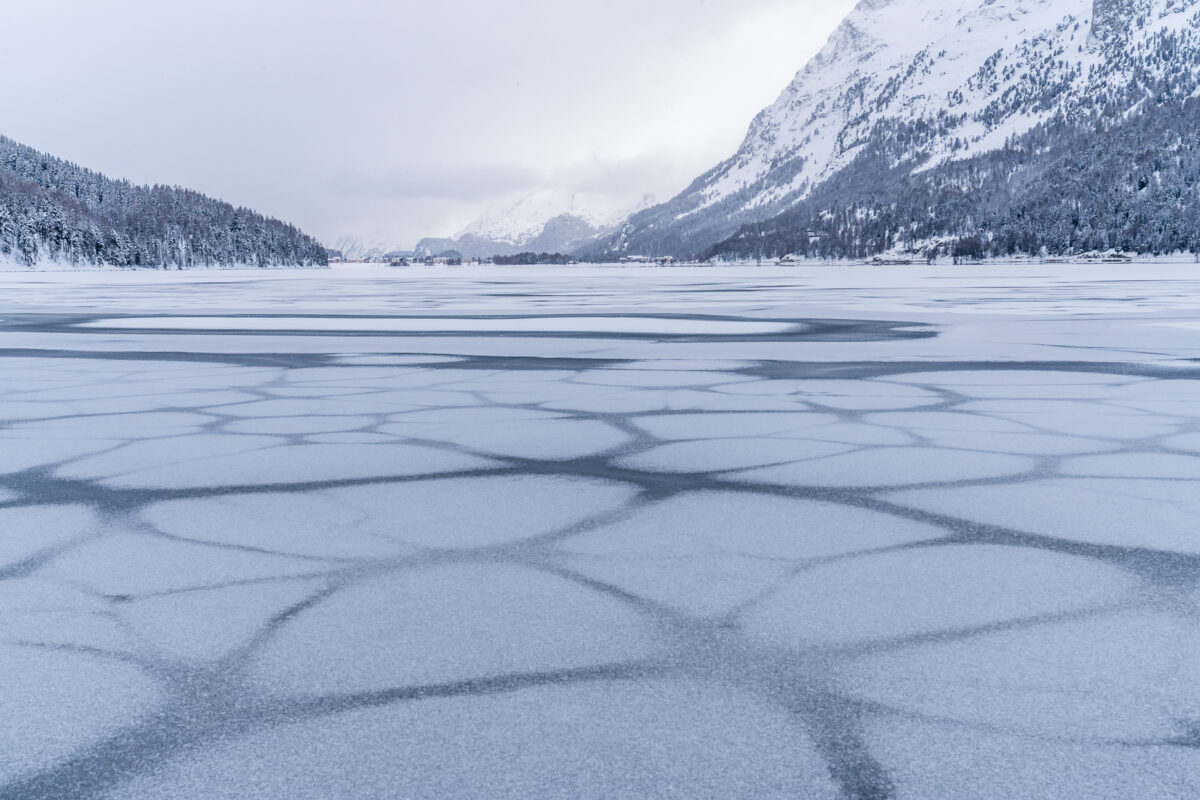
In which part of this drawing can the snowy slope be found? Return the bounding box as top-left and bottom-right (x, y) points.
(702, 0), (1084, 207)
(327, 236), (406, 261)
(414, 191), (656, 258)
(458, 190), (634, 247)
(597, 0), (1200, 258)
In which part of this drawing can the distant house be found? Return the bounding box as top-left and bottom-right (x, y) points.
(383, 250), (415, 267)
(619, 255), (676, 265)
(424, 250), (464, 266)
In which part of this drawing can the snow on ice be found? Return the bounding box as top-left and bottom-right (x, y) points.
(0, 263), (1198, 799)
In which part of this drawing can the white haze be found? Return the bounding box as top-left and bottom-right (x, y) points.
(0, 0), (854, 248)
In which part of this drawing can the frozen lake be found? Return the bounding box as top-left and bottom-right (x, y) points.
(1, 264), (1199, 799)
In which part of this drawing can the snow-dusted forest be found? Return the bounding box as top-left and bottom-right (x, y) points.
(0, 136), (326, 269)
(595, 0), (1200, 262)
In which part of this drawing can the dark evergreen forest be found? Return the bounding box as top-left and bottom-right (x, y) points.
(0, 136), (327, 269)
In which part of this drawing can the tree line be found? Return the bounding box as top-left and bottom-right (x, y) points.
(0, 136), (326, 269)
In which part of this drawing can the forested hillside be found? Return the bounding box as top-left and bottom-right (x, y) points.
(0, 136), (326, 269)
(712, 90), (1200, 261)
(588, 0), (1200, 262)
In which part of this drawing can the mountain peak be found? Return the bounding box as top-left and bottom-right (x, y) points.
(457, 190), (628, 247)
(592, 0), (1200, 260)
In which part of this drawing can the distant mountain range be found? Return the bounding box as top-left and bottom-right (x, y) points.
(413, 213), (604, 260)
(411, 191), (655, 259)
(0, 136), (326, 269)
(331, 192), (644, 262)
(325, 235), (403, 262)
(584, 0), (1200, 261)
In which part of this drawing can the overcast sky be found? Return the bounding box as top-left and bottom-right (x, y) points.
(1, 0), (854, 248)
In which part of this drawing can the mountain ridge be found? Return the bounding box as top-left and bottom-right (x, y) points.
(413, 191), (655, 259)
(587, 0), (1200, 261)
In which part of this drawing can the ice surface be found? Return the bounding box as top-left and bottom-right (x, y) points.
(223, 415), (376, 435)
(754, 379), (942, 410)
(0, 506), (97, 568)
(382, 414), (629, 460)
(742, 545), (1135, 647)
(93, 442), (497, 489)
(841, 610), (1200, 741)
(561, 492), (946, 618)
(630, 410), (840, 440)
(250, 564), (660, 694)
(56, 434), (284, 482)
(1063, 453), (1200, 479)
(574, 369), (760, 388)
(111, 681), (841, 800)
(1, 264), (1198, 798)
(0, 578), (131, 653)
(145, 476), (636, 555)
(878, 369), (1148, 391)
(82, 315), (794, 335)
(1166, 432), (1200, 453)
(734, 447), (1035, 488)
(859, 410), (1120, 454)
(863, 718), (1200, 800)
(956, 399), (1178, 439)
(8, 411), (210, 438)
(0, 435), (124, 473)
(891, 479), (1200, 553)
(119, 579), (328, 662)
(0, 647), (162, 783)
(45, 532), (320, 595)
(620, 438), (857, 473)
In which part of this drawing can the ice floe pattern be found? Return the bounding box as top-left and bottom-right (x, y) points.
(1, 269), (1199, 800)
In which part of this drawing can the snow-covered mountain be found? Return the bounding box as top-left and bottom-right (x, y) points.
(327, 235), (407, 261)
(593, 0), (1200, 260)
(415, 191), (655, 259)
(459, 190), (630, 246)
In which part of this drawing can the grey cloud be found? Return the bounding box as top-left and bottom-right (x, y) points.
(329, 164), (542, 202)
